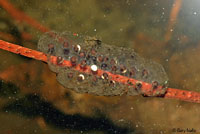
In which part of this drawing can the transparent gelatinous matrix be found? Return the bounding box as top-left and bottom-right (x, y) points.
(38, 31), (168, 96)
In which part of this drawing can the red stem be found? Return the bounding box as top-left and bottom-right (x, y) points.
(1, 39), (200, 103)
(1, 0), (200, 103)
(0, 0), (49, 33)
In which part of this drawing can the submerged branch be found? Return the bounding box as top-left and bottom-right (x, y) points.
(0, 39), (200, 103)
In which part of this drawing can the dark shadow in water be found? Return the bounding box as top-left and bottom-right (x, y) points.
(0, 79), (19, 97)
(2, 94), (133, 134)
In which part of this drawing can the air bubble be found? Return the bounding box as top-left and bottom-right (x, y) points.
(91, 64), (98, 72)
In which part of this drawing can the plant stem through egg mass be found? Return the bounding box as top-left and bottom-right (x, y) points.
(0, 39), (200, 103)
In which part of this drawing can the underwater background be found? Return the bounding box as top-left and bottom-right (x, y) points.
(0, 0), (200, 133)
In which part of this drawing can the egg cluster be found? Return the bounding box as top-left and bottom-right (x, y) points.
(37, 31), (168, 96)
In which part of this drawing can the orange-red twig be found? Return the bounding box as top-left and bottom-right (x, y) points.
(1, 39), (200, 103)
(0, 0), (49, 33)
(165, 0), (182, 42)
(0, 39), (47, 62)
(0, 0), (200, 103)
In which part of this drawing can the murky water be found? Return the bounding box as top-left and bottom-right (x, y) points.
(0, 0), (200, 134)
